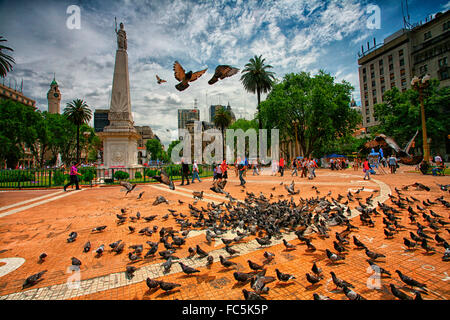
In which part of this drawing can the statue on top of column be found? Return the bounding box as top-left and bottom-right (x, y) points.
(115, 19), (127, 51)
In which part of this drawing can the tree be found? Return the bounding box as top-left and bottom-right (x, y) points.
(0, 100), (40, 168)
(213, 107), (232, 159)
(0, 36), (15, 78)
(373, 81), (449, 157)
(167, 140), (181, 162)
(146, 138), (166, 161)
(259, 71), (361, 158)
(63, 99), (92, 164)
(240, 55), (276, 129)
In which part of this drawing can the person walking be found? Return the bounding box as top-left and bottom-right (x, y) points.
(301, 158), (308, 178)
(220, 160), (228, 180)
(271, 159), (278, 176)
(180, 159), (190, 185)
(252, 159), (259, 176)
(64, 161), (82, 191)
(238, 159), (246, 186)
(363, 158), (371, 180)
(191, 160), (201, 183)
(279, 157), (285, 177)
(311, 158), (318, 178)
(388, 154), (398, 174)
(291, 158), (298, 176)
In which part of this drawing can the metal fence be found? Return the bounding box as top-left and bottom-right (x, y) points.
(0, 164), (214, 189)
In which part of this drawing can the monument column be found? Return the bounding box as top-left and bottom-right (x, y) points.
(98, 22), (141, 168)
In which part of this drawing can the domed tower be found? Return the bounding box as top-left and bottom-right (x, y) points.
(47, 76), (61, 114)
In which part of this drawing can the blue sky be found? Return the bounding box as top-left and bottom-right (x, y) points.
(1, 0), (448, 146)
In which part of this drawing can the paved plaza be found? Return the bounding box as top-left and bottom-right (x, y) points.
(0, 166), (448, 300)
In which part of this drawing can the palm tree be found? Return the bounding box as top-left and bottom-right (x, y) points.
(213, 107), (232, 160)
(240, 54), (276, 129)
(0, 36), (15, 78)
(64, 99), (92, 163)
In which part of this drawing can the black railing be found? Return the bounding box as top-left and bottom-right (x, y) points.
(0, 164), (214, 189)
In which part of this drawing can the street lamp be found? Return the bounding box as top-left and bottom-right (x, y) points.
(411, 74), (431, 163)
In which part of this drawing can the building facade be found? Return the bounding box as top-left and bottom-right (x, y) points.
(357, 10), (449, 132)
(0, 82), (36, 108)
(94, 109), (110, 132)
(178, 108), (200, 139)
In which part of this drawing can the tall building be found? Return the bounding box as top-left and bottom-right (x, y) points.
(209, 102), (236, 124)
(47, 77), (61, 114)
(94, 109), (110, 132)
(357, 10), (449, 132)
(178, 108), (200, 139)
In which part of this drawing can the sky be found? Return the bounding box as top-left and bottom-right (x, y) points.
(1, 0), (448, 147)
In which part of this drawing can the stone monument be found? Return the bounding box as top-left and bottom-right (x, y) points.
(98, 21), (141, 168)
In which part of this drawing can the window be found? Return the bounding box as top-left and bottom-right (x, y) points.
(381, 86), (386, 94)
(388, 55), (393, 62)
(390, 73), (395, 80)
(373, 97), (377, 104)
(363, 75), (367, 82)
(444, 21), (450, 31)
(365, 100), (369, 107)
(380, 67), (384, 75)
(380, 76), (385, 84)
(364, 83), (368, 91)
(372, 89), (377, 97)
(439, 69), (449, 80)
(424, 31), (432, 40)
(439, 57), (448, 67)
(399, 49), (404, 56)
(371, 72), (375, 79)
(365, 92), (368, 99)
(366, 117), (371, 123)
(419, 65), (428, 74)
(363, 68), (366, 74)
(370, 64), (374, 70)
(399, 58), (405, 67)
(401, 78), (407, 87)
(400, 69), (406, 77)
(391, 82), (396, 89)
(372, 80), (376, 87)
(379, 59), (383, 66)
(389, 63), (394, 71)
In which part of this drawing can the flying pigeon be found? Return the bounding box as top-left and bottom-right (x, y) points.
(208, 65), (239, 85)
(156, 74), (166, 84)
(173, 61), (207, 91)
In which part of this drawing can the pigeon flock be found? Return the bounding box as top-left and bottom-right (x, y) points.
(154, 61), (239, 91)
(21, 178), (449, 300)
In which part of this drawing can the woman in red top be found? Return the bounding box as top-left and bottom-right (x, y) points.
(220, 160), (228, 180)
(279, 157), (285, 176)
(363, 159), (371, 180)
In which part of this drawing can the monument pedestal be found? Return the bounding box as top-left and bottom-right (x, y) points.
(98, 130), (141, 168)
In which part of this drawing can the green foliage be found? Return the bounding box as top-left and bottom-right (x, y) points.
(373, 82), (450, 155)
(134, 171), (142, 179)
(114, 170), (129, 180)
(79, 167), (95, 182)
(259, 71), (361, 158)
(0, 99), (41, 168)
(0, 170), (34, 182)
(52, 170), (67, 185)
(0, 36), (15, 78)
(241, 55), (276, 128)
(144, 168), (157, 177)
(167, 140), (181, 162)
(146, 139), (168, 161)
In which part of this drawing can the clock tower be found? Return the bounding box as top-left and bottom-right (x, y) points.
(47, 76), (61, 114)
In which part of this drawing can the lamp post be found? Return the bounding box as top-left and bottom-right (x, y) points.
(411, 74), (431, 163)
